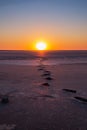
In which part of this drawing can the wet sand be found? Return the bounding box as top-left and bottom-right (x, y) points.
(0, 64), (87, 130)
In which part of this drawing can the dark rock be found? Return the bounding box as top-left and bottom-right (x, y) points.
(62, 89), (77, 93)
(42, 83), (50, 86)
(38, 68), (43, 71)
(1, 96), (9, 104)
(44, 71), (51, 74)
(42, 95), (54, 98)
(74, 96), (87, 102)
(42, 73), (51, 77)
(45, 77), (53, 80)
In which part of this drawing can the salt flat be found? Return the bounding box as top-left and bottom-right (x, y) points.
(0, 64), (87, 130)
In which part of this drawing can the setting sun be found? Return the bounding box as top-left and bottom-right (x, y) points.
(36, 42), (47, 50)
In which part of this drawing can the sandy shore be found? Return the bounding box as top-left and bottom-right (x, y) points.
(0, 64), (87, 130)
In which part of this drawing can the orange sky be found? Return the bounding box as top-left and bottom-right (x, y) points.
(0, 0), (87, 50)
(1, 29), (87, 50)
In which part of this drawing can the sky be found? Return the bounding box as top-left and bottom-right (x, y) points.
(0, 0), (87, 50)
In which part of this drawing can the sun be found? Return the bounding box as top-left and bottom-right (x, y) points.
(36, 42), (47, 50)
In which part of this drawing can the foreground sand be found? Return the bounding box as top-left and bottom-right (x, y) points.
(0, 64), (87, 130)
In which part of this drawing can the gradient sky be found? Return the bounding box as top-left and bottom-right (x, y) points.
(0, 0), (87, 50)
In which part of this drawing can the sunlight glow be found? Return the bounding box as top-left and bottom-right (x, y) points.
(36, 42), (47, 50)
